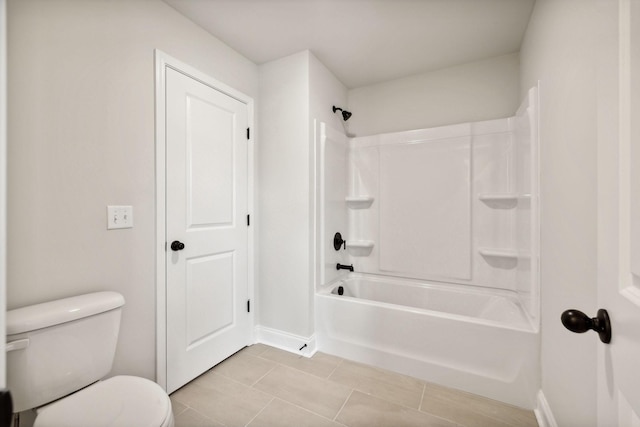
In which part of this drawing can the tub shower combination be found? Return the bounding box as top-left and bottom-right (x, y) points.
(315, 88), (539, 409)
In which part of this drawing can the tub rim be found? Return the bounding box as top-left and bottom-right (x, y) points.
(317, 272), (538, 333)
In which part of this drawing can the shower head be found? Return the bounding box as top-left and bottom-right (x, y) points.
(332, 106), (352, 121)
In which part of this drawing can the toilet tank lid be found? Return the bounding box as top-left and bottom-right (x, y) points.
(7, 292), (125, 336)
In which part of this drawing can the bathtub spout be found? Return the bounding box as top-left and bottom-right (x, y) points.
(336, 263), (354, 272)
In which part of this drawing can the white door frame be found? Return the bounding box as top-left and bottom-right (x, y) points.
(0, 0), (7, 389)
(154, 50), (255, 390)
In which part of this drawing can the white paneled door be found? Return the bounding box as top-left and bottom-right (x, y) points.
(165, 67), (250, 393)
(596, 0), (640, 424)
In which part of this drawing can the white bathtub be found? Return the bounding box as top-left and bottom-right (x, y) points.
(315, 274), (539, 409)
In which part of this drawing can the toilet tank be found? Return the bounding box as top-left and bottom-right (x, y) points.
(6, 292), (125, 413)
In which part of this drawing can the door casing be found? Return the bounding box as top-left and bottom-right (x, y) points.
(154, 50), (255, 390)
(0, 0), (7, 389)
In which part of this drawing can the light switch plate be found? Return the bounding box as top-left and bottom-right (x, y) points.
(107, 205), (133, 229)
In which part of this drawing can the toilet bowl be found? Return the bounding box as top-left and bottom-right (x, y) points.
(6, 292), (174, 427)
(34, 376), (174, 427)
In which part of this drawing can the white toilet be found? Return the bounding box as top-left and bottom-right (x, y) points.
(6, 292), (174, 427)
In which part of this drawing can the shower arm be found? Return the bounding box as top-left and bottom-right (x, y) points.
(332, 105), (352, 121)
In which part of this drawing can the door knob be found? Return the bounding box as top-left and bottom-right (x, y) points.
(561, 308), (611, 343)
(170, 240), (185, 251)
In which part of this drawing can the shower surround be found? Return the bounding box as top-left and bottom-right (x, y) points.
(315, 87), (539, 408)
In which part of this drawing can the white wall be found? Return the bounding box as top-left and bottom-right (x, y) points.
(7, 0), (258, 380)
(258, 50), (347, 344)
(347, 53), (520, 137)
(258, 51), (311, 338)
(310, 54), (349, 130)
(520, 1), (598, 425)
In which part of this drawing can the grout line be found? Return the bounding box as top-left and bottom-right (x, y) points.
(188, 406), (224, 426)
(249, 363), (278, 387)
(418, 383), (426, 412)
(244, 350), (353, 424)
(256, 348), (340, 380)
(248, 343), (269, 357)
(172, 404), (189, 418)
(243, 396), (275, 427)
(168, 394), (191, 417)
(326, 358), (343, 381)
(333, 388), (356, 422)
(209, 370), (258, 390)
(272, 397), (350, 427)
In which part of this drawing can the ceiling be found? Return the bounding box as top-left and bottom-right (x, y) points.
(163, 0), (536, 89)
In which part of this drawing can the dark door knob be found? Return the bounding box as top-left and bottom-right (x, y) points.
(170, 240), (185, 251)
(561, 308), (611, 343)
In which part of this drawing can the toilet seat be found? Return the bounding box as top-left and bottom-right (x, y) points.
(34, 375), (174, 427)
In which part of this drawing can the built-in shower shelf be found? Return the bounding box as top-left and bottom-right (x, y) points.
(346, 196), (374, 209)
(478, 193), (531, 208)
(347, 240), (374, 256)
(478, 248), (519, 259)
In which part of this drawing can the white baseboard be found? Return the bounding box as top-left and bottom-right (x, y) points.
(534, 390), (558, 427)
(254, 325), (317, 358)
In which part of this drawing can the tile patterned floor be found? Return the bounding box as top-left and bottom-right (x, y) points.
(170, 344), (538, 427)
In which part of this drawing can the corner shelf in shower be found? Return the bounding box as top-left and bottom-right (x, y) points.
(345, 196), (374, 209)
(478, 248), (519, 260)
(478, 193), (531, 209)
(347, 240), (375, 256)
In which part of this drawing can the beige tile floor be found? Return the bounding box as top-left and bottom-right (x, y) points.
(170, 344), (539, 427)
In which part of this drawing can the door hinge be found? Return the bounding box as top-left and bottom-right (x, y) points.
(247, 214), (250, 226)
(247, 299), (251, 313)
(247, 127), (250, 140)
